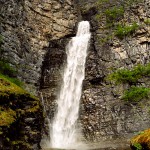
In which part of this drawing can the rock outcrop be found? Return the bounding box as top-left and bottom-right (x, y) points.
(0, 0), (78, 149)
(0, 75), (43, 150)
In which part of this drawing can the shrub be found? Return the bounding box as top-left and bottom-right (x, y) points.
(105, 6), (124, 24)
(107, 63), (150, 84)
(108, 68), (139, 84)
(0, 61), (16, 77)
(122, 86), (150, 102)
(115, 22), (139, 39)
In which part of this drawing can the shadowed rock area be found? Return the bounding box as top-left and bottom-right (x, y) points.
(0, 75), (43, 149)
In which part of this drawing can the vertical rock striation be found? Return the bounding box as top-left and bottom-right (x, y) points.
(0, 0), (77, 93)
(1, 0), (150, 148)
(78, 0), (150, 143)
(0, 0), (78, 149)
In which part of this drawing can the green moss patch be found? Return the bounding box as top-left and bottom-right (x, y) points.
(0, 73), (42, 149)
(0, 73), (40, 122)
(131, 128), (150, 149)
(0, 74), (25, 93)
(12, 140), (32, 149)
(0, 74), (37, 104)
(0, 107), (16, 126)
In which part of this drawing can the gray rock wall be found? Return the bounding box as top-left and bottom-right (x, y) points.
(0, 0), (77, 93)
(39, 0), (150, 145)
(79, 0), (150, 142)
(0, 0), (78, 149)
(1, 0), (150, 147)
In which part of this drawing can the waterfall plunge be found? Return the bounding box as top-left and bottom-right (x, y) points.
(50, 21), (91, 149)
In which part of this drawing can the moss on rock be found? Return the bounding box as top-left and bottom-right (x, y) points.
(0, 74), (43, 149)
(0, 74), (36, 103)
(11, 140), (32, 150)
(0, 107), (16, 126)
(130, 128), (150, 149)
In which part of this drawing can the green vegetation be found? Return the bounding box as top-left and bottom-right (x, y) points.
(108, 63), (150, 102)
(0, 74), (40, 126)
(105, 6), (124, 26)
(131, 128), (150, 149)
(132, 143), (142, 150)
(0, 74), (23, 87)
(96, 0), (125, 27)
(108, 63), (150, 84)
(144, 19), (150, 25)
(0, 74), (32, 103)
(122, 86), (150, 102)
(12, 140), (32, 149)
(0, 35), (42, 149)
(0, 35), (23, 87)
(115, 22), (139, 39)
(0, 35), (17, 77)
(0, 107), (16, 126)
(0, 61), (17, 77)
(95, 0), (144, 43)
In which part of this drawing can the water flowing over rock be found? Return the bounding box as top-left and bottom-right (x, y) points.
(50, 21), (91, 149)
(1, 0), (150, 149)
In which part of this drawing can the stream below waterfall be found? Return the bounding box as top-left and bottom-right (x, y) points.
(42, 139), (131, 150)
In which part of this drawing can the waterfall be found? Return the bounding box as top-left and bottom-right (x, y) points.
(50, 21), (91, 149)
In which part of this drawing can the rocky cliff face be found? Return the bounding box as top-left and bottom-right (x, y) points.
(0, 0), (78, 149)
(40, 0), (150, 146)
(1, 0), (150, 148)
(79, 0), (150, 142)
(0, 0), (77, 93)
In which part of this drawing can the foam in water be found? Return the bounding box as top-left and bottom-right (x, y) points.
(50, 21), (91, 149)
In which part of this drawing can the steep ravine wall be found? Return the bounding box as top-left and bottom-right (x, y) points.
(0, 0), (77, 93)
(79, 0), (150, 142)
(1, 0), (150, 149)
(0, 0), (78, 149)
(40, 0), (150, 147)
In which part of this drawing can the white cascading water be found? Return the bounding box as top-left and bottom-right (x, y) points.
(50, 21), (91, 149)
